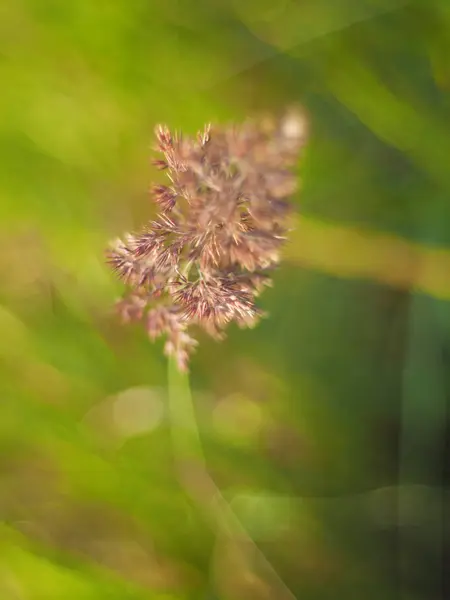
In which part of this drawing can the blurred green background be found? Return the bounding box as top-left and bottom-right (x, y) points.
(1, 1), (450, 598)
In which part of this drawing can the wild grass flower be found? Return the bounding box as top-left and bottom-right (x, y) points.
(106, 108), (308, 371)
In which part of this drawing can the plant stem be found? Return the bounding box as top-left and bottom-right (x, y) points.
(167, 356), (205, 468)
(166, 357), (296, 599)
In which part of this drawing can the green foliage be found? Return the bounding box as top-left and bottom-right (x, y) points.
(0, 1), (449, 598)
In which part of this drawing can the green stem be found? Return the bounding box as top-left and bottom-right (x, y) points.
(166, 357), (296, 599)
(167, 356), (205, 468)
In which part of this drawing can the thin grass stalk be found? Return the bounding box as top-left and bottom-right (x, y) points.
(166, 357), (296, 599)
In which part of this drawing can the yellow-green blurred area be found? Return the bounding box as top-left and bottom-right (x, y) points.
(2, 0), (450, 598)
